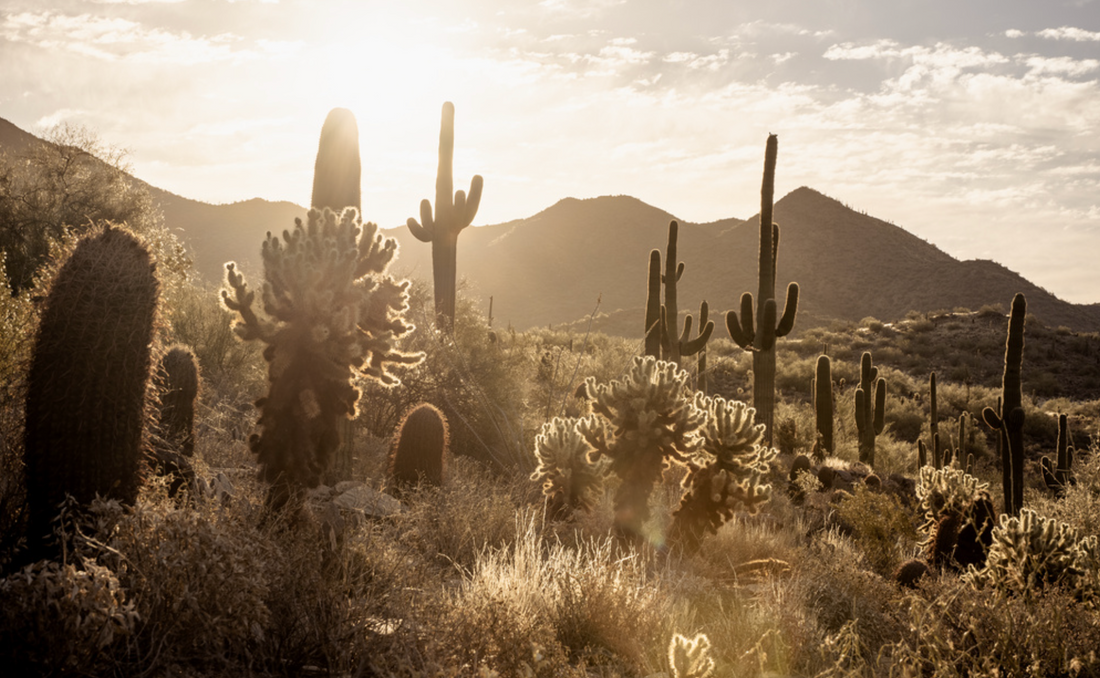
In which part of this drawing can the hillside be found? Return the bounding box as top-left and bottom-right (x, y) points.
(4, 115), (1100, 334)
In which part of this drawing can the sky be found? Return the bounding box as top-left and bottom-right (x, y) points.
(1, 0), (1098, 303)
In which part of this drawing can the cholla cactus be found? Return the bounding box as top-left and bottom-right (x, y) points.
(670, 395), (776, 551)
(967, 509), (1097, 599)
(530, 417), (604, 516)
(578, 356), (703, 537)
(223, 208), (422, 508)
(668, 632), (715, 678)
(917, 465), (995, 569)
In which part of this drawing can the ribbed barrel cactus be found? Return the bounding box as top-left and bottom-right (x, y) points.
(223, 208), (422, 509)
(388, 402), (449, 490)
(670, 395), (776, 552)
(23, 225), (159, 558)
(530, 416), (605, 517)
(578, 356), (703, 538)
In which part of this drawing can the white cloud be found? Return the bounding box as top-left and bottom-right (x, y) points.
(1004, 29), (1025, 38)
(1021, 54), (1100, 77)
(1037, 26), (1100, 42)
(1, 11), (284, 65)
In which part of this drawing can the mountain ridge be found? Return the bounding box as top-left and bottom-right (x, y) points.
(3, 116), (1098, 334)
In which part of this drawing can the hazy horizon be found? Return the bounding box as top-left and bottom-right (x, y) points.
(0, 0), (1098, 303)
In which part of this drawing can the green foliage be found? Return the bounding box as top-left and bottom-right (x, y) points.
(724, 134), (799, 446)
(388, 402), (450, 489)
(23, 225), (158, 560)
(222, 208), (421, 507)
(0, 123), (189, 295)
(406, 101), (484, 334)
(530, 416), (604, 516)
(578, 355), (703, 537)
(834, 486), (920, 577)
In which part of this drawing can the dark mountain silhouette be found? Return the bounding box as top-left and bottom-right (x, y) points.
(3, 115), (1099, 334)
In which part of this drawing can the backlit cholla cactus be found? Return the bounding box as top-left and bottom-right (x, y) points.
(530, 417), (605, 517)
(917, 465), (996, 570)
(967, 509), (1100, 602)
(670, 395), (776, 552)
(668, 632), (715, 678)
(578, 356), (704, 538)
(222, 208), (422, 509)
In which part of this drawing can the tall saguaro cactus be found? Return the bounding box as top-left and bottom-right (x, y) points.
(658, 221), (713, 366)
(644, 249), (662, 358)
(725, 134), (799, 444)
(310, 107), (363, 483)
(855, 351), (886, 467)
(812, 354), (834, 456)
(406, 101), (483, 333)
(23, 226), (159, 558)
(982, 293), (1027, 515)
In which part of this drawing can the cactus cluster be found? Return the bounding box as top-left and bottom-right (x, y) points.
(668, 632), (715, 678)
(388, 402), (450, 490)
(223, 208), (421, 508)
(530, 417), (604, 517)
(577, 356), (704, 538)
(406, 101), (483, 334)
(854, 352), (887, 467)
(644, 221), (713, 367)
(966, 509), (1100, 602)
(725, 134), (799, 445)
(670, 395), (776, 552)
(23, 225), (159, 558)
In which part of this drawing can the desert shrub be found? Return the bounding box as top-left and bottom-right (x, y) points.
(888, 576), (1100, 676)
(834, 486), (920, 577)
(860, 316), (885, 333)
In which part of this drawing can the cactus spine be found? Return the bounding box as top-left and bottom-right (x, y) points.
(406, 101), (483, 333)
(981, 293), (1026, 516)
(812, 354), (834, 456)
(23, 226), (159, 558)
(223, 209), (421, 510)
(388, 402), (450, 489)
(310, 108), (363, 484)
(657, 221), (713, 366)
(854, 351), (886, 467)
(725, 134), (799, 445)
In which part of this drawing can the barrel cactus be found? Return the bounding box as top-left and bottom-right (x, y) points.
(23, 225), (159, 558)
(388, 402), (450, 490)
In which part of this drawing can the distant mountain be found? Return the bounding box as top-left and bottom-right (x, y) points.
(4, 115), (1099, 334)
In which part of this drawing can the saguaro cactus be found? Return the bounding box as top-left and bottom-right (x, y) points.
(388, 402), (450, 489)
(812, 354), (834, 457)
(406, 101), (483, 333)
(223, 209), (422, 510)
(657, 221), (713, 366)
(982, 293), (1026, 516)
(854, 351), (886, 467)
(23, 226), (159, 557)
(310, 107), (363, 484)
(928, 371), (942, 468)
(695, 301), (710, 394)
(1042, 413), (1074, 495)
(644, 249), (662, 358)
(725, 134), (799, 445)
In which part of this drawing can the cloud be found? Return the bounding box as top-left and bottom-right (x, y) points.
(537, 0), (626, 19)
(1037, 26), (1100, 42)
(0, 11), (287, 65)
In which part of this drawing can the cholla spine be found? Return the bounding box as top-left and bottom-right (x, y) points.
(668, 632), (715, 678)
(223, 208), (422, 505)
(578, 356), (703, 536)
(530, 417), (604, 515)
(966, 509), (1099, 601)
